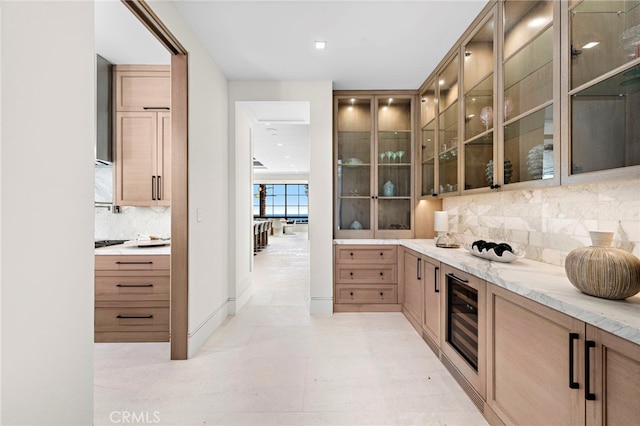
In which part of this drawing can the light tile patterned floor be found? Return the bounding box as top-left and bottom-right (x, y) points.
(94, 232), (488, 425)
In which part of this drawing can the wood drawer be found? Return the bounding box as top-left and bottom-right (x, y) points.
(95, 301), (169, 333)
(95, 255), (170, 271)
(335, 284), (398, 304)
(335, 264), (397, 284)
(335, 245), (397, 264)
(95, 273), (169, 302)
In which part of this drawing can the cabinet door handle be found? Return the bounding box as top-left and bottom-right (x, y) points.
(585, 340), (596, 400)
(152, 176), (157, 200)
(350, 252), (354, 257)
(115, 261), (153, 265)
(349, 271), (353, 278)
(143, 107), (170, 110)
(349, 292), (354, 297)
(380, 292), (384, 297)
(116, 284), (154, 288)
(446, 272), (468, 283)
(157, 176), (162, 201)
(569, 333), (579, 389)
(379, 271), (384, 277)
(116, 314), (153, 319)
(379, 252), (384, 257)
(434, 266), (440, 293)
(417, 258), (422, 280)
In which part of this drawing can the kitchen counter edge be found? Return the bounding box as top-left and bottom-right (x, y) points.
(95, 244), (171, 256)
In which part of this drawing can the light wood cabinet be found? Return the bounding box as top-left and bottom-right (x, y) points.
(487, 282), (640, 426)
(95, 254), (170, 343)
(402, 248), (423, 326)
(421, 255), (441, 352)
(487, 283), (584, 425)
(334, 92), (415, 238)
(114, 65), (170, 112)
(334, 245), (400, 312)
(585, 324), (640, 426)
(115, 111), (170, 206)
(113, 65), (171, 207)
(401, 248), (441, 355)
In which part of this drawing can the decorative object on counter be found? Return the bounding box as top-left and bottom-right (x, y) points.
(564, 231), (640, 300)
(382, 180), (396, 196)
(349, 220), (363, 230)
(434, 211), (460, 248)
(485, 159), (513, 186)
(465, 239), (524, 263)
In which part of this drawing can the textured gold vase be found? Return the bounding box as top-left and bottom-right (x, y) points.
(565, 232), (640, 300)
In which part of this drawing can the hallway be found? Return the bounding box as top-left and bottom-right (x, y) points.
(94, 232), (487, 425)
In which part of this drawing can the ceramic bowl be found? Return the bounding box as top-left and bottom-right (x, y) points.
(465, 243), (525, 263)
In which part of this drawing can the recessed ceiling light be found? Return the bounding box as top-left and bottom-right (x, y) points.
(315, 40), (327, 50)
(439, 79), (445, 85)
(582, 41), (600, 49)
(277, 143), (283, 146)
(284, 155), (290, 159)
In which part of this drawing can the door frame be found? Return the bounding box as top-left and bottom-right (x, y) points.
(122, 0), (189, 360)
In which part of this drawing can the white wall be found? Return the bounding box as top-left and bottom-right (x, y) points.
(148, 1), (231, 358)
(229, 82), (334, 314)
(1, 2), (95, 424)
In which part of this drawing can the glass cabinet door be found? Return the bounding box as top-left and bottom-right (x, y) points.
(503, 0), (556, 184)
(438, 55), (460, 194)
(463, 13), (496, 190)
(335, 97), (372, 234)
(376, 96), (412, 232)
(568, 0), (640, 176)
(421, 82), (437, 197)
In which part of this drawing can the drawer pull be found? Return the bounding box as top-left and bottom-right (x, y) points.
(350, 292), (354, 297)
(446, 272), (468, 283)
(115, 261), (154, 265)
(569, 333), (579, 390)
(350, 252), (354, 257)
(116, 314), (154, 319)
(380, 292), (384, 297)
(585, 340), (596, 401)
(379, 272), (384, 277)
(380, 252), (384, 256)
(116, 284), (154, 288)
(143, 107), (170, 110)
(349, 272), (354, 278)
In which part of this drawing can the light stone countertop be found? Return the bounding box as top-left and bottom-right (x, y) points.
(95, 243), (171, 256)
(334, 238), (640, 346)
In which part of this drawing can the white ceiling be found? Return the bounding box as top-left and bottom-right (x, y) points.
(96, 0), (490, 179)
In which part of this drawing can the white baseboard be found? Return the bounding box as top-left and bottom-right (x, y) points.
(187, 300), (230, 358)
(310, 297), (333, 315)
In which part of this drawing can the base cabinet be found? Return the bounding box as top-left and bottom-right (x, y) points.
(402, 248), (423, 326)
(334, 245), (400, 312)
(487, 284), (640, 426)
(95, 254), (170, 343)
(421, 255), (441, 353)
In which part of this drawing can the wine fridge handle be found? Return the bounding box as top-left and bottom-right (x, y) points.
(446, 272), (468, 283)
(569, 333), (579, 389)
(585, 340), (596, 400)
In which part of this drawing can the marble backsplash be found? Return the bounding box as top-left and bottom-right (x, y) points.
(95, 206), (171, 240)
(443, 178), (640, 266)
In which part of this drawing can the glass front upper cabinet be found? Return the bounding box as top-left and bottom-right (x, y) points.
(503, 0), (557, 185)
(420, 81), (437, 197)
(376, 96), (413, 235)
(335, 96), (372, 235)
(463, 12), (496, 191)
(438, 55), (460, 195)
(568, 0), (640, 177)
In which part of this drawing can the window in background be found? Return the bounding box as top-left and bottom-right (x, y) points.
(253, 183), (309, 219)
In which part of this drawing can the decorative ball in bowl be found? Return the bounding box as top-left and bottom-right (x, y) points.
(465, 240), (525, 263)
